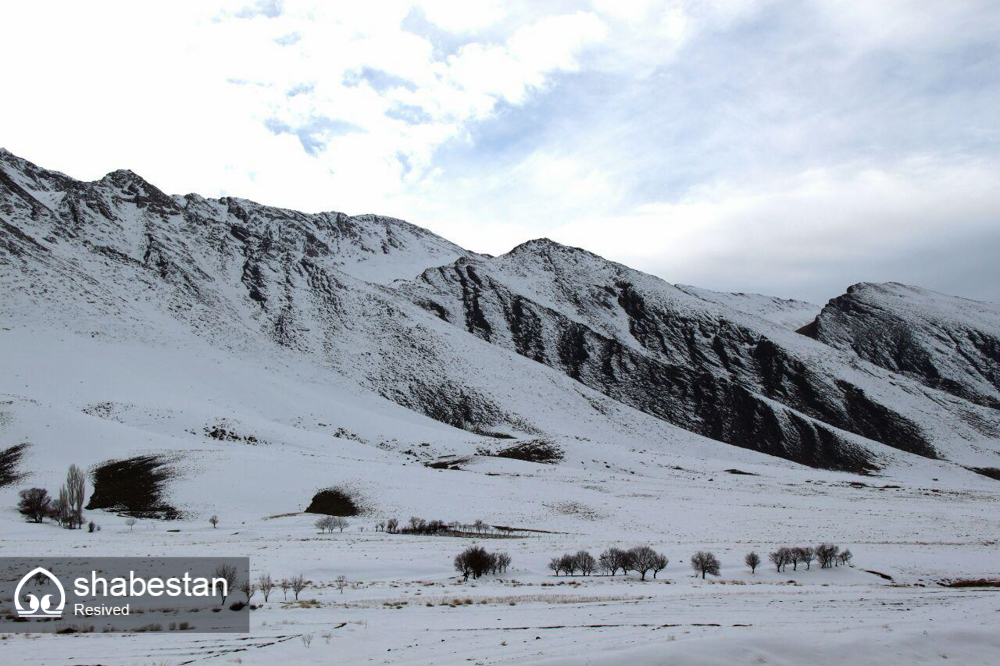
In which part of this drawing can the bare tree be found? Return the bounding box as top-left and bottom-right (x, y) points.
(496, 552), (512, 573)
(336, 575), (348, 594)
(816, 543), (839, 569)
(257, 573), (275, 602)
(769, 547), (790, 572)
(238, 579), (257, 604)
(280, 578), (291, 600)
(599, 547), (627, 576)
(799, 546), (815, 570)
(745, 551), (761, 574)
(17, 488), (50, 523)
(788, 547), (803, 571)
(548, 557), (562, 577)
(290, 574), (307, 600)
(214, 564), (239, 605)
(574, 551), (597, 576)
(386, 518), (399, 534)
(651, 552), (669, 579)
(690, 551), (721, 579)
(375, 521), (386, 532)
(454, 546), (492, 580)
(54, 486), (70, 527)
(209, 515), (219, 529)
(331, 516), (349, 533)
(628, 546), (658, 581)
(316, 516), (334, 533)
(558, 553), (577, 576)
(125, 517), (138, 531)
(838, 549), (853, 567)
(67, 464), (85, 529)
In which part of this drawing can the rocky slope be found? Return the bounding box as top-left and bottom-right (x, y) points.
(801, 282), (1000, 412)
(2, 149), (997, 475)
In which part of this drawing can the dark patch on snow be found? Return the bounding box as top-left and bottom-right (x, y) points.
(305, 488), (361, 516)
(0, 442), (29, 488)
(86, 455), (180, 519)
(966, 467), (1000, 481)
(479, 440), (564, 464)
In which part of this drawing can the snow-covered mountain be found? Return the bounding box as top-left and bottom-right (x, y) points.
(1, 147), (998, 512)
(802, 282), (1000, 411)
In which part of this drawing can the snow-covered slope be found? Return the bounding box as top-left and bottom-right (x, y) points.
(803, 282), (1000, 411)
(399, 239), (999, 471)
(675, 284), (820, 329)
(2, 148), (998, 497)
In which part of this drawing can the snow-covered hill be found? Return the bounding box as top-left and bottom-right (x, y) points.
(2, 149), (1000, 665)
(2, 148), (998, 488)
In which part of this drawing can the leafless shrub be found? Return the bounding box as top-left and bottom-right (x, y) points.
(301, 633), (313, 648)
(745, 551), (761, 574)
(125, 516), (138, 531)
(336, 575), (348, 594)
(280, 578), (290, 600)
(238, 579), (256, 604)
(209, 515), (219, 529)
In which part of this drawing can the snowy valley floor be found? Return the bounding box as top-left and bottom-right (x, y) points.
(1, 484), (999, 665)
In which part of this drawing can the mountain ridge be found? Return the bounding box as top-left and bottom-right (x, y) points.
(2, 149), (998, 479)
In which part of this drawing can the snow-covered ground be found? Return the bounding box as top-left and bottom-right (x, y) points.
(2, 326), (998, 665)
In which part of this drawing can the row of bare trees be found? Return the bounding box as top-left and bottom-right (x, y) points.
(16, 464), (87, 529)
(454, 546), (512, 580)
(315, 516), (350, 533)
(754, 544), (853, 573)
(549, 546), (671, 581)
(213, 566), (310, 606)
(377, 516), (498, 536)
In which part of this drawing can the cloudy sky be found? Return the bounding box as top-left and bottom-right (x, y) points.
(3, 0), (998, 304)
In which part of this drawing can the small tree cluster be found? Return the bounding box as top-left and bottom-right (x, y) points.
(16, 465), (87, 529)
(768, 544), (852, 571)
(315, 516), (349, 533)
(453, 546), (511, 580)
(552, 547), (667, 580)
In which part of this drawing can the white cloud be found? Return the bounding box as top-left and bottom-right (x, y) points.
(1, 0), (997, 302)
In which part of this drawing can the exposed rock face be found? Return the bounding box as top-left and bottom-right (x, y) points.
(2, 149), (998, 473)
(802, 282), (1000, 412)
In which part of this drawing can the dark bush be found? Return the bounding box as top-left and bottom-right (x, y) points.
(86, 455), (179, 519)
(305, 488), (360, 517)
(18, 487), (50, 523)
